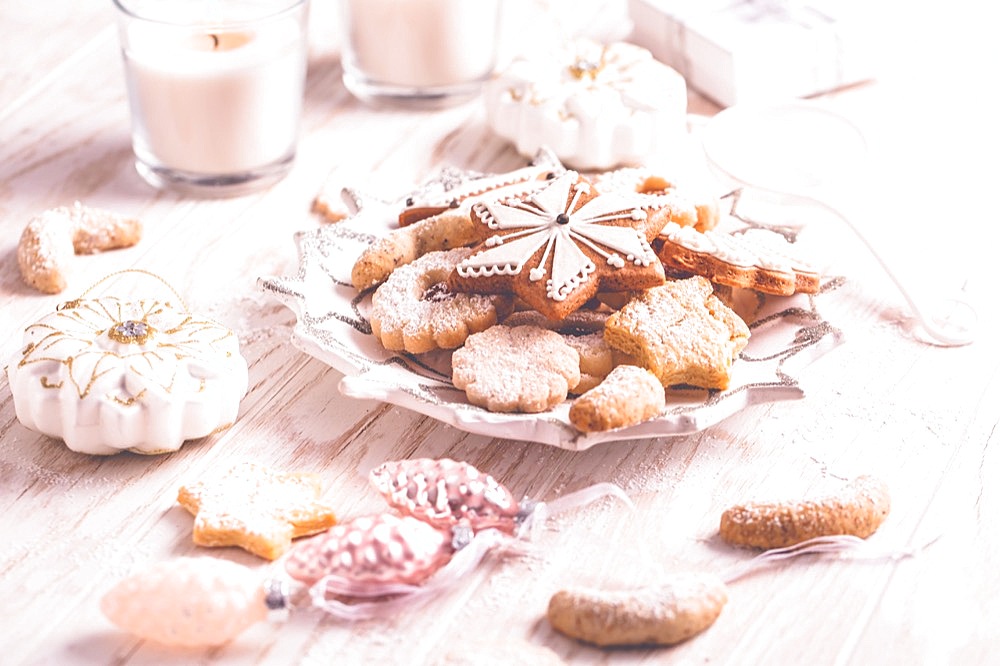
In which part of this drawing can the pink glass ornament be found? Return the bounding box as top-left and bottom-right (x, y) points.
(100, 557), (268, 647)
(370, 458), (521, 534)
(284, 513), (455, 592)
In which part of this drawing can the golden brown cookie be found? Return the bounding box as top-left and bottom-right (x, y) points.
(451, 325), (580, 413)
(370, 248), (514, 354)
(311, 192), (348, 223)
(547, 573), (728, 647)
(591, 167), (720, 232)
(351, 210), (479, 291)
(17, 203), (142, 294)
(449, 171), (670, 321)
(719, 476), (891, 549)
(569, 364), (666, 432)
(177, 462), (337, 560)
(563, 331), (615, 381)
(656, 222), (820, 296)
(604, 277), (750, 390)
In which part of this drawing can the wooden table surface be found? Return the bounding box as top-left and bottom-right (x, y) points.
(2, 2), (998, 664)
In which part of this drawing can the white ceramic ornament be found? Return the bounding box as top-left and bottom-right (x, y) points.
(6, 296), (249, 455)
(484, 39), (688, 170)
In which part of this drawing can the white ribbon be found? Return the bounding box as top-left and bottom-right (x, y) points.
(307, 528), (507, 621)
(304, 481), (633, 621)
(719, 533), (941, 584)
(517, 481), (635, 541)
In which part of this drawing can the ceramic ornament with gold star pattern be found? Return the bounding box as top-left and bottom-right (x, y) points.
(6, 294), (249, 455)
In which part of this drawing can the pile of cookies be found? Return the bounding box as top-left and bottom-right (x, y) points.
(331, 159), (819, 434)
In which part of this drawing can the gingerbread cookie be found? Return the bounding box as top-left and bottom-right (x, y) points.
(350, 158), (567, 290)
(569, 364), (665, 432)
(397, 159), (562, 227)
(370, 248), (514, 354)
(18, 203), (142, 294)
(449, 171), (670, 321)
(604, 277), (750, 390)
(451, 325), (580, 413)
(177, 462), (338, 560)
(656, 222), (820, 296)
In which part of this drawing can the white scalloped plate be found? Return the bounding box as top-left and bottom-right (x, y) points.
(259, 180), (843, 451)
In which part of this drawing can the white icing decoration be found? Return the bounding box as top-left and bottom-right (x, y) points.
(457, 172), (657, 301)
(404, 163), (560, 211)
(661, 221), (819, 275)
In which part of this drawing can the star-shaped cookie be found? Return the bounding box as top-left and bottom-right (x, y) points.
(448, 171), (670, 320)
(177, 462), (337, 560)
(604, 276), (751, 390)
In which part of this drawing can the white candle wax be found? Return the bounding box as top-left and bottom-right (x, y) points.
(122, 16), (306, 176)
(343, 0), (502, 89)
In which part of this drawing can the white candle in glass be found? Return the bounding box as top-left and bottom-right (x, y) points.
(340, 0), (503, 104)
(115, 0), (308, 190)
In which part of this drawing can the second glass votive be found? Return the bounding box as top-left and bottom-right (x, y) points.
(113, 0), (309, 195)
(338, 0), (504, 107)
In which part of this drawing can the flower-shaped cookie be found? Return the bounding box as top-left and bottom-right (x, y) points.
(178, 462), (338, 560)
(452, 325), (581, 413)
(449, 171), (669, 320)
(6, 297), (249, 455)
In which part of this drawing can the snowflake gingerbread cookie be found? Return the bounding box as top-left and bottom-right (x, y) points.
(448, 171), (671, 320)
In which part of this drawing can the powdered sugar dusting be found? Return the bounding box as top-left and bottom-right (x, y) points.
(452, 325), (581, 413)
(178, 461), (337, 559)
(371, 248), (513, 353)
(16, 202), (142, 294)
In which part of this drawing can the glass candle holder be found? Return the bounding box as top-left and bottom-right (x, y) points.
(338, 0), (504, 107)
(113, 0), (309, 195)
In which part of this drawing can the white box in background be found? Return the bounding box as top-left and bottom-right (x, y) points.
(628, 0), (878, 107)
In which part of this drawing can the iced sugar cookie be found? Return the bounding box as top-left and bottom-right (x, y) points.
(449, 171), (669, 321)
(657, 222), (821, 296)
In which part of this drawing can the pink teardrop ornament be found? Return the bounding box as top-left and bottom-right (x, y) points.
(100, 557), (267, 647)
(370, 458), (521, 534)
(284, 513), (455, 592)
